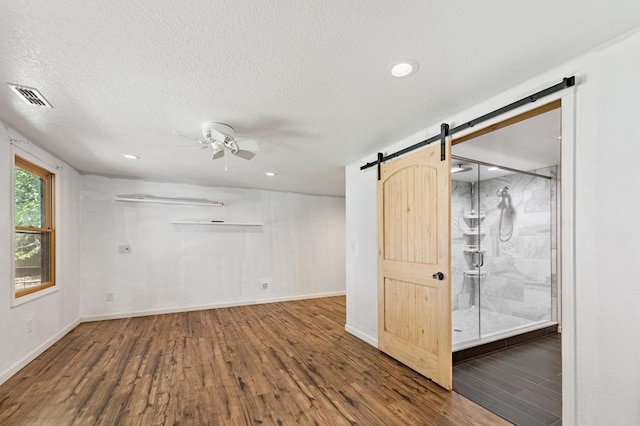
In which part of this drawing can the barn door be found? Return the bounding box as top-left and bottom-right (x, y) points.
(377, 141), (452, 389)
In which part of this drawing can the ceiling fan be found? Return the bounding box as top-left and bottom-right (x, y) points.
(174, 122), (259, 160)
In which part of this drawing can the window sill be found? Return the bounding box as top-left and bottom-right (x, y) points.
(11, 285), (58, 308)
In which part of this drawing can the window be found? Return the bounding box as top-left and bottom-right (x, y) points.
(14, 156), (55, 298)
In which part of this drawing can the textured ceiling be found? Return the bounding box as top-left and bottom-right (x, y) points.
(1, 1), (639, 196)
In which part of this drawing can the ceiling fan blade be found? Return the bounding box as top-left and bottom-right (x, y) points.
(234, 150), (256, 160)
(212, 149), (225, 160)
(173, 130), (206, 144)
(177, 145), (209, 150)
(237, 139), (259, 152)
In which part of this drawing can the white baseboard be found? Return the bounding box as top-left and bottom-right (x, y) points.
(0, 317), (81, 386)
(82, 290), (347, 322)
(345, 323), (378, 348)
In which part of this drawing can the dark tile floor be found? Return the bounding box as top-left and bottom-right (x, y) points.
(453, 334), (562, 426)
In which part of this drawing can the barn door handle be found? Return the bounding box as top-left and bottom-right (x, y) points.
(432, 272), (445, 280)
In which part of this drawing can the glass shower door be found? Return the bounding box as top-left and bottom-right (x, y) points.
(477, 166), (554, 340)
(452, 160), (556, 349)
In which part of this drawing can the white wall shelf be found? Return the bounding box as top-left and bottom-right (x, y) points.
(115, 194), (223, 206)
(172, 220), (263, 226)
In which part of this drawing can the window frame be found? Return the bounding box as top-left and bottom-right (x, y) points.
(13, 155), (56, 299)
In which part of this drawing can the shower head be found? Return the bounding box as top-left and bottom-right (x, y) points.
(496, 185), (510, 197)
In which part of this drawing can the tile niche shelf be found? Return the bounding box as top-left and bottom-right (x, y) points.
(172, 220), (263, 227)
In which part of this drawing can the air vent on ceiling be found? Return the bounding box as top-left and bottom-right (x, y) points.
(7, 83), (52, 108)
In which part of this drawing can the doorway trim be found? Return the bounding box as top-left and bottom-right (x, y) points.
(449, 89), (577, 425)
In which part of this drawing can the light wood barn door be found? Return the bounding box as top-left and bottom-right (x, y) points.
(377, 142), (452, 389)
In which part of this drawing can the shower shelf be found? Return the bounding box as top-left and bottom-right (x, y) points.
(463, 210), (486, 228)
(463, 229), (486, 235)
(464, 270), (487, 278)
(463, 211), (486, 219)
(463, 248), (485, 253)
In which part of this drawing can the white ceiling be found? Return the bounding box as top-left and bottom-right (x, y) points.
(1, 1), (639, 196)
(452, 108), (561, 182)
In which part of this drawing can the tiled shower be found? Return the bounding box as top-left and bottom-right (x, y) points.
(451, 164), (558, 349)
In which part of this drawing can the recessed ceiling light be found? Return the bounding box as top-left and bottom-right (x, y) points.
(122, 154), (140, 160)
(390, 59), (420, 78)
(451, 164), (472, 174)
(487, 166), (501, 171)
(265, 172), (277, 177)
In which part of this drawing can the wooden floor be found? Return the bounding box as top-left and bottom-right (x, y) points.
(453, 334), (562, 426)
(0, 296), (507, 425)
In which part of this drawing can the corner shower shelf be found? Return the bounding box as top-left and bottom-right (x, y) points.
(464, 270), (487, 278)
(462, 228), (486, 236)
(463, 211), (486, 220)
(463, 248), (485, 253)
(172, 220), (262, 226)
(463, 210), (486, 228)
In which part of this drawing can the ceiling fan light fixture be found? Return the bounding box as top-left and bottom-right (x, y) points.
(265, 172), (277, 177)
(122, 154), (140, 160)
(212, 146), (224, 160)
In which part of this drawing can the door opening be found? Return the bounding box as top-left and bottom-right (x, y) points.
(450, 101), (561, 351)
(450, 101), (564, 425)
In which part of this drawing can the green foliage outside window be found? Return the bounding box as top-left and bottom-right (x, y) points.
(15, 167), (45, 261)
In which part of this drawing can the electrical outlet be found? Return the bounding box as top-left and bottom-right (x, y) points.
(262, 282), (269, 290)
(26, 318), (33, 335)
(118, 245), (131, 254)
(106, 292), (114, 301)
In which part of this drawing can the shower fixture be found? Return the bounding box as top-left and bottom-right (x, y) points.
(496, 185), (510, 197)
(497, 185), (514, 242)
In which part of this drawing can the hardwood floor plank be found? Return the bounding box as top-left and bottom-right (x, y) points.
(0, 297), (507, 425)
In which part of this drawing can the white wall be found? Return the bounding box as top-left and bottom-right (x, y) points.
(345, 30), (640, 424)
(80, 175), (346, 319)
(0, 123), (81, 385)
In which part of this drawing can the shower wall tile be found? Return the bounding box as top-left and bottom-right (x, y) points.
(482, 276), (524, 301)
(458, 293), (472, 309)
(524, 282), (551, 305)
(480, 295), (512, 316)
(510, 300), (551, 321)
